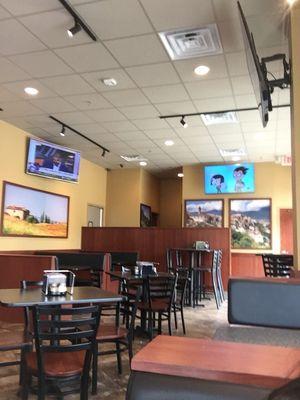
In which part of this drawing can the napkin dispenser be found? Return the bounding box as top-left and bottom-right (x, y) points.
(136, 261), (157, 276)
(42, 270), (75, 296)
(193, 241), (210, 250)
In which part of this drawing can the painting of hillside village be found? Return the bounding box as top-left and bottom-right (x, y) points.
(184, 200), (223, 228)
(1, 182), (69, 238)
(230, 199), (271, 249)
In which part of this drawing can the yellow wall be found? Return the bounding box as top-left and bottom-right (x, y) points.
(159, 178), (182, 228)
(140, 169), (160, 213)
(0, 120), (107, 251)
(182, 163), (292, 253)
(106, 169), (141, 227)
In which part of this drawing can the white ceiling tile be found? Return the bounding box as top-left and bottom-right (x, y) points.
(185, 78), (232, 99)
(154, 101), (196, 115)
(126, 63), (180, 87)
(237, 110), (261, 122)
(31, 97), (76, 113)
(102, 89), (149, 107)
(2, 117), (35, 130)
(0, 57), (29, 83)
(118, 105), (158, 120)
(0, 0), (61, 16)
(175, 126), (209, 138)
(82, 69), (136, 92)
(105, 34), (168, 67)
(115, 131), (147, 141)
(212, 133), (244, 143)
(241, 120), (276, 132)
(277, 107), (291, 120)
(20, 9), (90, 49)
(75, 0), (153, 40)
(144, 128), (177, 140)
(246, 13), (286, 48)
(234, 94), (257, 108)
(212, 0), (239, 21)
(102, 120), (138, 132)
(167, 115), (204, 128)
(52, 111), (93, 125)
(183, 135), (214, 146)
(85, 108), (126, 123)
(54, 43), (119, 73)
(0, 19), (46, 55)
(9, 50), (73, 78)
(130, 139), (159, 150)
(140, 0), (214, 30)
(0, 5), (11, 19)
(64, 93), (112, 110)
(277, 119), (290, 132)
(25, 115), (58, 128)
(174, 55), (228, 82)
(142, 84), (189, 103)
(218, 18), (244, 53)
(225, 52), (249, 76)
(3, 80), (56, 99)
(1, 101), (44, 117)
(108, 142), (136, 152)
(0, 86), (21, 102)
(85, 132), (120, 144)
(40, 75), (95, 96)
(70, 123), (108, 135)
(278, 88), (290, 104)
(207, 123), (242, 135)
(26, 127), (56, 139)
(231, 75), (254, 95)
(194, 97), (236, 113)
(131, 118), (169, 130)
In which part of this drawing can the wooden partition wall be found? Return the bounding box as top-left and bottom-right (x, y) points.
(231, 253), (264, 277)
(0, 254), (55, 322)
(82, 227), (231, 287)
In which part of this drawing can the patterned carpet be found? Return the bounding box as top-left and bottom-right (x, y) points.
(0, 299), (227, 399)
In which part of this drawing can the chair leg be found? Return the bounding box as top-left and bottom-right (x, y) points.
(148, 311), (153, 340)
(19, 346), (27, 386)
(21, 366), (29, 400)
(92, 344), (98, 395)
(212, 271), (220, 309)
(173, 304), (178, 330)
(116, 341), (122, 374)
(128, 338), (133, 364)
(37, 378), (46, 400)
(168, 311), (172, 336)
(180, 306), (186, 335)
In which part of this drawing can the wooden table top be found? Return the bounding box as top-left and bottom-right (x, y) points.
(131, 336), (300, 389)
(0, 286), (123, 307)
(108, 271), (172, 281)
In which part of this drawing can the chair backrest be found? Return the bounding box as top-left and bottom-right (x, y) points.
(120, 281), (142, 335)
(262, 254), (293, 277)
(175, 270), (189, 305)
(20, 280), (43, 331)
(216, 250), (223, 269)
(146, 276), (177, 310)
(32, 304), (101, 379)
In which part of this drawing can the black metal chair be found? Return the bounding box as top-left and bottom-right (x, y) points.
(262, 254), (293, 277)
(92, 283), (141, 395)
(173, 270), (189, 334)
(138, 275), (177, 340)
(21, 304), (101, 400)
(20, 280), (44, 334)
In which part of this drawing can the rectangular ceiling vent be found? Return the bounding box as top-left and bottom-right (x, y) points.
(120, 155), (146, 162)
(159, 24), (223, 60)
(219, 148), (246, 157)
(201, 112), (238, 126)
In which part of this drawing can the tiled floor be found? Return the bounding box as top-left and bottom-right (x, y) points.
(0, 299), (227, 399)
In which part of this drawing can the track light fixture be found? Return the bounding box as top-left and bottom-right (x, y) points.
(102, 149), (106, 157)
(67, 20), (81, 38)
(60, 125), (65, 137)
(180, 115), (188, 128)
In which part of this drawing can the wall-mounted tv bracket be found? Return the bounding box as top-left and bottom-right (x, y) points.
(261, 53), (291, 91)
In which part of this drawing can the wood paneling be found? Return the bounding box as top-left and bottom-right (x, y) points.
(280, 209), (294, 254)
(231, 253), (264, 277)
(0, 254), (55, 322)
(131, 335), (300, 389)
(81, 227), (230, 288)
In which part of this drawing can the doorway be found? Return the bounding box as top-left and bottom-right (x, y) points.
(280, 208), (293, 254)
(87, 204), (103, 227)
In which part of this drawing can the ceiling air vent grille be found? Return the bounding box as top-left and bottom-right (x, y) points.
(120, 155), (146, 162)
(159, 24), (223, 60)
(201, 112), (238, 126)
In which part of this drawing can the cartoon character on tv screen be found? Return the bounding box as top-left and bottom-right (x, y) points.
(233, 166), (248, 192)
(210, 174), (226, 193)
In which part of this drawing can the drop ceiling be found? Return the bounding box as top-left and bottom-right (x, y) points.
(0, 0), (291, 173)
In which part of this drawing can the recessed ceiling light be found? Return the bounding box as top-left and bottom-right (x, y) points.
(194, 65), (210, 76)
(24, 87), (39, 96)
(101, 78), (118, 87)
(232, 156), (241, 162)
(287, 0), (296, 5)
(177, 172), (184, 177)
(165, 140), (174, 146)
(139, 161), (147, 166)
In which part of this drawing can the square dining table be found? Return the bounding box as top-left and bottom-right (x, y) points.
(0, 286), (123, 308)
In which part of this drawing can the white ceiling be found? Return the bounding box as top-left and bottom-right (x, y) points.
(0, 0), (291, 173)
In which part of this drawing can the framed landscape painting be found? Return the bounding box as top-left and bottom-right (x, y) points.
(184, 199), (224, 228)
(1, 181), (69, 238)
(230, 198), (271, 249)
(140, 203), (151, 227)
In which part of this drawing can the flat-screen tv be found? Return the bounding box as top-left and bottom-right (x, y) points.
(204, 163), (255, 194)
(237, 1), (271, 127)
(26, 138), (81, 183)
